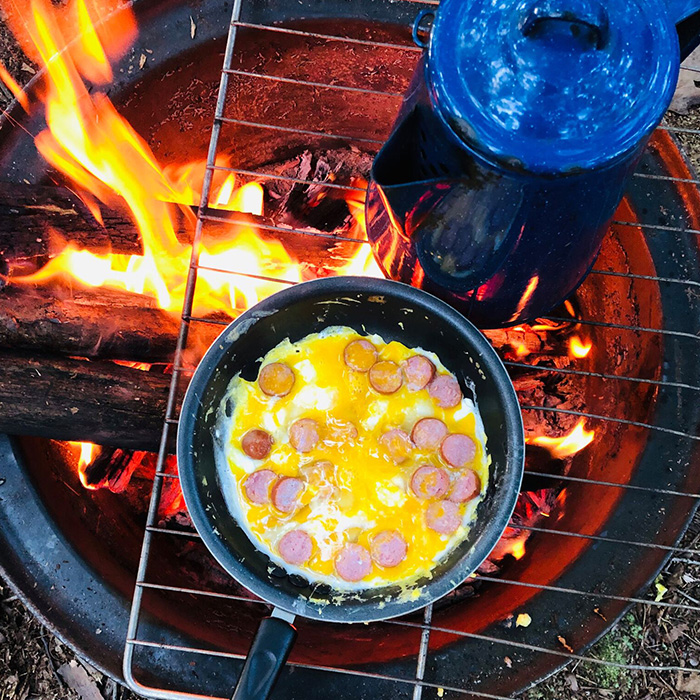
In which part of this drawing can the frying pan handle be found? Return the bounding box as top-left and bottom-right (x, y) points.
(231, 609), (297, 700)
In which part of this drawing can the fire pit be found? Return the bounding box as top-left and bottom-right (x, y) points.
(0, 0), (699, 698)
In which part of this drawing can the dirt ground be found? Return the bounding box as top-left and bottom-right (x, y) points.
(1, 11), (700, 700)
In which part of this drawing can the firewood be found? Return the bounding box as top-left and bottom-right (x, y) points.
(0, 285), (221, 362)
(0, 351), (174, 450)
(0, 182), (268, 261)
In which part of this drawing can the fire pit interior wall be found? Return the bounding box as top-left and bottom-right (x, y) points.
(1, 0), (699, 695)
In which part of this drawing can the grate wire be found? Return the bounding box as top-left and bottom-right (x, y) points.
(123, 3), (700, 699)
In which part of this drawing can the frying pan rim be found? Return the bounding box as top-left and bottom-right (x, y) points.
(177, 276), (524, 623)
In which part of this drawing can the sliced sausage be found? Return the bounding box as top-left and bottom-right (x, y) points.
(289, 418), (320, 452)
(371, 530), (408, 568)
(335, 543), (372, 582)
(402, 355), (436, 391)
(343, 339), (378, 372)
(428, 374), (462, 408)
(411, 417), (449, 451)
(449, 469), (481, 503)
(243, 469), (277, 505)
(271, 476), (305, 513)
(440, 433), (477, 468)
(258, 362), (295, 397)
(278, 529), (313, 565)
(410, 465), (450, 499)
(425, 500), (462, 535)
(241, 428), (273, 459)
(379, 428), (413, 464)
(368, 361), (404, 394)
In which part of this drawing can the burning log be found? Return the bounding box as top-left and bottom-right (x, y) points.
(0, 285), (220, 362)
(0, 182), (145, 261)
(0, 351), (172, 450)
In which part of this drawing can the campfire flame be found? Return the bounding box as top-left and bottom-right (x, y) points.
(528, 419), (595, 459)
(70, 441), (99, 489)
(569, 335), (592, 358)
(3, 0), (379, 315)
(5, 1), (593, 577)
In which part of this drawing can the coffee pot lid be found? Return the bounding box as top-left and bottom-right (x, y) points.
(427, 0), (680, 173)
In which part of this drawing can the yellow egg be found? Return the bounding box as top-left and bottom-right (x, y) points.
(221, 326), (490, 589)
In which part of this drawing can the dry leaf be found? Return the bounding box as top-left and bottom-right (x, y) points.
(139, 53), (147, 70)
(566, 674), (579, 692)
(557, 635), (574, 652)
(190, 16), (196, 39)
(21, 63), (35, 74)
(593, 606), (607, 621)
(666, 622), (688, 644)
(676, 671), (700, 693)
(516, 613), (532, 628)
(57, 660), (103, 700)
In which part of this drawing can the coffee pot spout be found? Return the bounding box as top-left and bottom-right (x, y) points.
(669, 0), (700, 58)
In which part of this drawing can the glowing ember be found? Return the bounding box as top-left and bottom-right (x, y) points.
(569, 335), (592, 358)
(2, 0), (376, 316)
(528, 419), (595, 459)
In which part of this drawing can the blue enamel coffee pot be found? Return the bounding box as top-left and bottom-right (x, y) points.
(366, 0), (700, 327)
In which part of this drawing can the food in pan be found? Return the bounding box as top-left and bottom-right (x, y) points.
(218, 326), (489, 589)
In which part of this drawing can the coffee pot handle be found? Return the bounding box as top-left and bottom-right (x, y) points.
(412, 9), (435, 48)
(671, 0), (700, 60)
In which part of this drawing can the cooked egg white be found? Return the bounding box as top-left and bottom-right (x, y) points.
(216, 326), (490, 591)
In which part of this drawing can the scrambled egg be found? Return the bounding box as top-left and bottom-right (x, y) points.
(219, 326), (489, 590)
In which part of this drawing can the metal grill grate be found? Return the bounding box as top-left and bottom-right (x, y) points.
(123, 2), (700, 698)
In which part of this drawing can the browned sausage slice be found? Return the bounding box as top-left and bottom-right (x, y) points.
(370, 530), (408, 568)
(243, 469), (277, 505)
(410, 465), (450, 499)
(271, 476), (305, 513)
(379, 428), (413, 464)
(449, 469), (481, 503)
(241, 428), (273, 459)
(425, 500), (462, 534)
(428, 374), (462, 408)
(343, 339), (378, 372)
(440, 433), (477, 468)
(289, 418), (320, 452)
(411, 417), (449, 451)
(258, 362), (295, 397)
(278, 529), (313, 565)
(368, 361), (403, 394)
(334, 543), (372, 582)
(402, 355), (435, 391)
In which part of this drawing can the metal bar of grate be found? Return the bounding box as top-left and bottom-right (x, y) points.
(217, 115), (386, 145)
(231, 21), (423, 52)
(222, 67), (405, 98)
(522, 403), (700, 441)
(123, 3), (700, 699)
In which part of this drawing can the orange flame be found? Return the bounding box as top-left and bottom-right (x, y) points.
(528, 419), (595, 459)
(70, 441), (98, 489)
(6, 0), (374, 317)
(0, 62), (30, 111)
(569, 335), (592, 358)
(512, 342), (530, 358)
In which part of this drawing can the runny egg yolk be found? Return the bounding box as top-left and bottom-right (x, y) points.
(223, 326), (490, 588)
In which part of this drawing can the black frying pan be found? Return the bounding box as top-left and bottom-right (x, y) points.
(177, 276), (524, 700)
